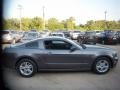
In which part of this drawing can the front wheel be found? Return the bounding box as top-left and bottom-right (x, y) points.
(16, 58), (37, 77)
(93, 57), (111, 74)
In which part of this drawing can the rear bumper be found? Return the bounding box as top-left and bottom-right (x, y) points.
(1, 40), (13, 44)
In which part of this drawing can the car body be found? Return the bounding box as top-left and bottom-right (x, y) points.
(40, 30), (50, 38)
(50, 32), (71, 39)
(70, 30), (81, 40)
(10, 30), (23, 43)
(49, 32), (65, 38)
(58, 31), (71, 39)
(1, 30), (14, 44)
(79, 31), (96, 44)
(22, 31), (40, 42)
(95, 30), (103, 37)
(3, 37), (118, 77)
(96, 31), (118, 44)
(115, 31), (120, 43)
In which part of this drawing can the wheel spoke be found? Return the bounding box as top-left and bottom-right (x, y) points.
(19, 61), (33, 76)
(96, 59), (109, 73)
(20, 65), (25, 69)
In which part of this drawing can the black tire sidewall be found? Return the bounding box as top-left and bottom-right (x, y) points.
(93, 57), (111, 74)
(16, 58), (37, 77)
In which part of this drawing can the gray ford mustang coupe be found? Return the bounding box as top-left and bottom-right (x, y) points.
(3, 37), (118, 77)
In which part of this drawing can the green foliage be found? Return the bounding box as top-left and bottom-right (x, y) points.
(3, 18), (19, 30)
(3, 17), (120, 31)
(29, 17), (44, 31)
(83, 20), (120, 30)
(21, 18), (31, 31)
(47, 18), (64, 31)
(66, 17), (75, 30)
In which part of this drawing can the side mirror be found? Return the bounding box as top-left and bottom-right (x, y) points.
(70, 46), (77, 52)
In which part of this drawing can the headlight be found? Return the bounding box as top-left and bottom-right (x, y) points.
(112, 53), (117, 57)
(112, 52), (118, 59)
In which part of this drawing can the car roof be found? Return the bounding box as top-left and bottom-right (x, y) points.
(24, 36), (66, 43)
(14, 36), (67, 47)
(42, 36), (66, 39)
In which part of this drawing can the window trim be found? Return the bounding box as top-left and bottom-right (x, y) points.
(44, 39), (73, 50)
(25, 41), (39, 49)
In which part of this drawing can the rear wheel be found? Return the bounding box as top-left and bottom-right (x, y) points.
(16, 58), (37, 77)
(93, 57), (111, 74)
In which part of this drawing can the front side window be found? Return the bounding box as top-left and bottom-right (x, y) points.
(44, 40), (72, 50)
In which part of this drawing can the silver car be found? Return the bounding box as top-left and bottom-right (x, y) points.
(22, 31), (40, 42)
(1, 30), (14, 44)
(49, 32), (66, 38)
(3, 37), (118, 77)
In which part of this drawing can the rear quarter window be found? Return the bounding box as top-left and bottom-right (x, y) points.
(25, 41), (39, 48)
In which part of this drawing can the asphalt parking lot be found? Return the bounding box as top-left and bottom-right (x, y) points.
(2, 44), (120, 90)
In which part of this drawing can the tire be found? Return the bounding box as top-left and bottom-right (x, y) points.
(16, 58), (37, 77)
(92, 57), (111, 74)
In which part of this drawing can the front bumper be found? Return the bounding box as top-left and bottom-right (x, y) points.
(112, 57), (118, 67)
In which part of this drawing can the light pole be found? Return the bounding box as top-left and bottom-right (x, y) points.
(18, 5), (22, 31)
(104, 11), (107, 29)
(43, 6), (45, 30)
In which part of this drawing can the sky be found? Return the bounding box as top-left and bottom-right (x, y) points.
(3, 0), (120, 24)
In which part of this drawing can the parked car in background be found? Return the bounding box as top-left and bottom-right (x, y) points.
(49, 32), (65, 38)
(30, 29), (37, 32)
(3, 37), (118, 77)
(70, 30), (81, 40)
(61, 31), (71, 39)
(77, 31), (85, 44)
(1, 30), (14, 44)
(96, 31), (118, 44)
(40, 30), (50, 38)
(22, 31), (40, 42)
(51, 30), (71, 39)
(95, 31), (103, 37)
(10, 30), (23, 43)
(116, 31), (120, 43)
(17, 31), (24, 38)
(78, 31), (96, 44)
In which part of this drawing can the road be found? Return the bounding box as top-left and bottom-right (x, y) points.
(2, 44), (120, 90)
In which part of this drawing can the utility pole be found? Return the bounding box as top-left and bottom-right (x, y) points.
(104, 11), (107, 30)
(18, 5), (22, 31)
(43, 6), (45, 30)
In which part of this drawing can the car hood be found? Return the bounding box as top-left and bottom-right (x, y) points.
(84, 44), (113, 51)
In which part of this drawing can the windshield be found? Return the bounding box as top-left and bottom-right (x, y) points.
(85, 32), (95, 36)
(28, 33), (38, 37)
(51, 34), (63, 37)
(73, 31), (81, 33)
(66, 38), (86, 49)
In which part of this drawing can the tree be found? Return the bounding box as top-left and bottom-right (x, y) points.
(91, 20), (105, 30)
(3, 17), (120, 31)
(66, 17), (75, 30)
(85, 20), (94, 30)
(3, 18), (19, 30)
(29, 17), (44, 31)
(47, 18), (61, 31)
(21, 18), (31, 31)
